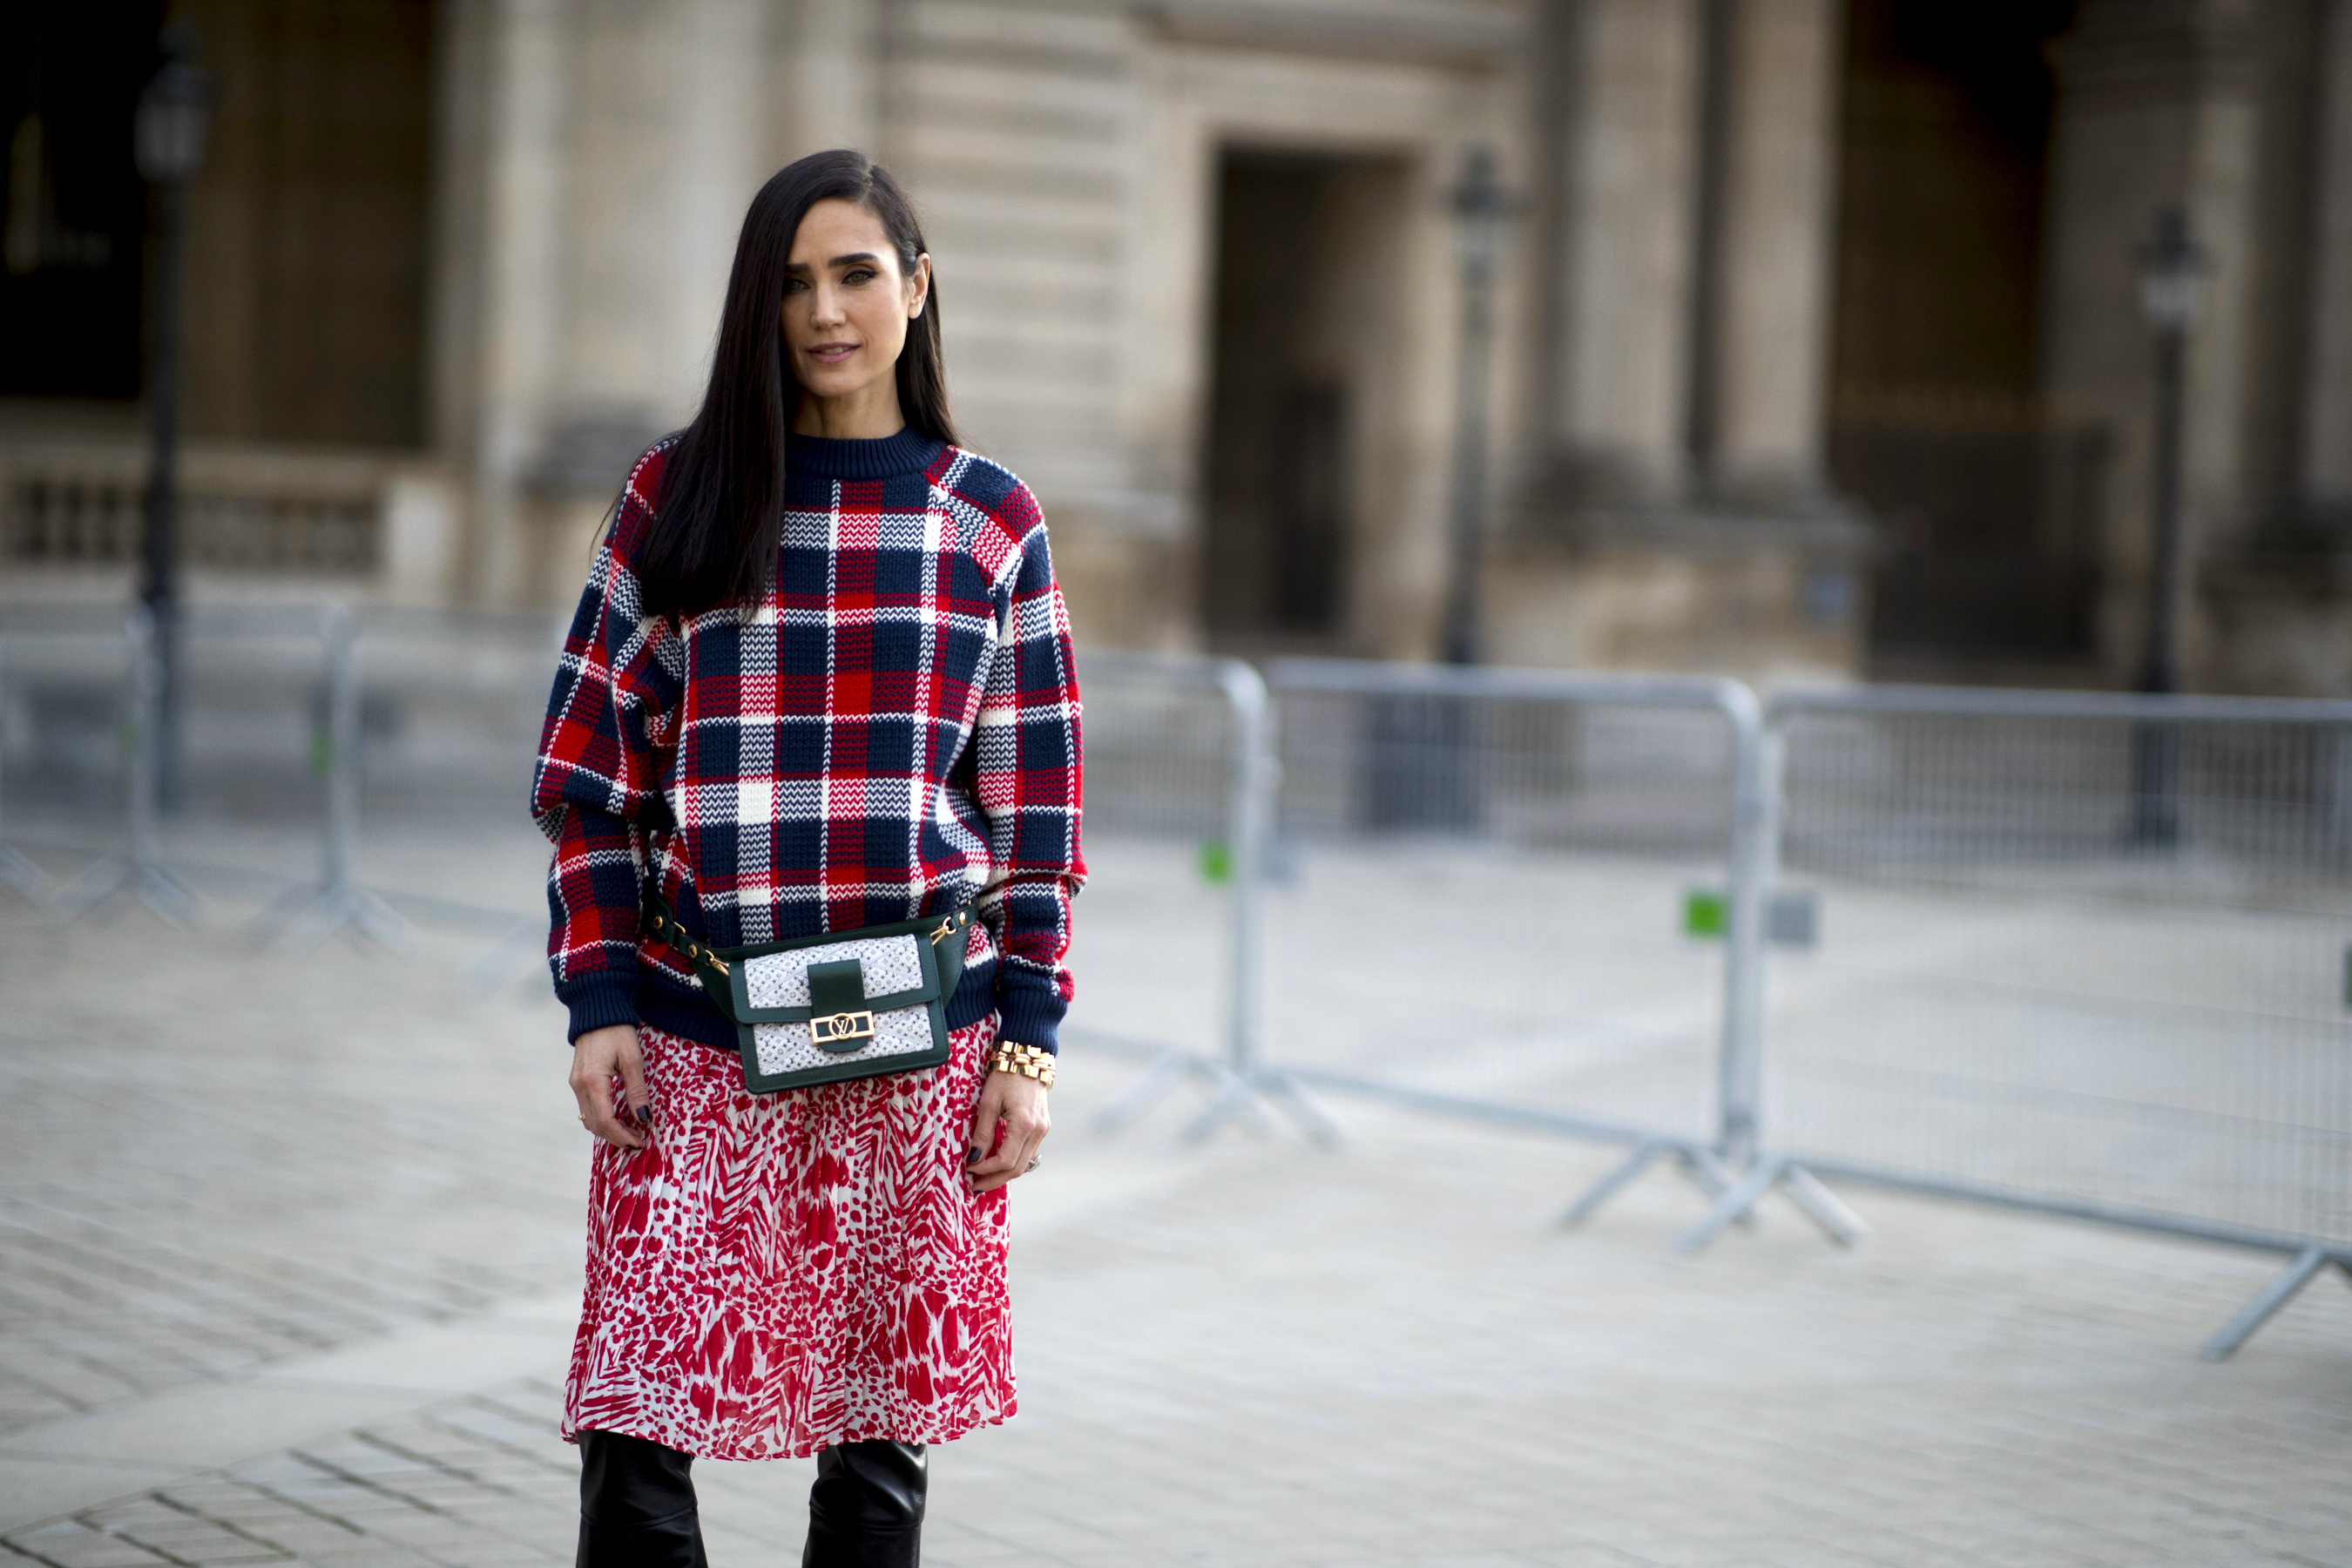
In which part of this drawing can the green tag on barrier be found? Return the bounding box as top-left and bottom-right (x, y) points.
(1683, 889), (1727, 939)
(1198, 840), (1233, 884)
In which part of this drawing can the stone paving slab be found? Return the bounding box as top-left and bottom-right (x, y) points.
(0, 1296), (579, 1531)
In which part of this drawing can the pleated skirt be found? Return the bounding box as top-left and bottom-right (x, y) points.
(563, 1015), (1014, 1459)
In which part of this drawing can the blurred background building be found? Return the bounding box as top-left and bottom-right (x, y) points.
(4, 0), (2351, 693)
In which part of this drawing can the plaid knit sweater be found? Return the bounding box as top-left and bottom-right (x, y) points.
(531, 427), (1085, 1055)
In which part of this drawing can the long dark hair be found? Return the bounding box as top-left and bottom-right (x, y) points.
(635, 151), (956, 616)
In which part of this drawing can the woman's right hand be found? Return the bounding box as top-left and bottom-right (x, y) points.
(571, 1024), (650, 1149)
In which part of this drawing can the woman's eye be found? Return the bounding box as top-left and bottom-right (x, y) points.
(845, 268), (876, 285)
(783, 278), (807, 293)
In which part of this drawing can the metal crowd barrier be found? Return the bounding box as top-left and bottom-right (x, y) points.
(1732, 685), (2352, 1357)
(1102, 658), (2349, 1355)
(0, 601), (562, 949)
(1237, 658), (1862, 1246)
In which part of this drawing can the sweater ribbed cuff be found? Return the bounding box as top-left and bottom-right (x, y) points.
(992, 986), (1064, 1057)
(561, 972), (640, 1043)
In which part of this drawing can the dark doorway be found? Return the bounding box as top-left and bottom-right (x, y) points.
(1827, 1), (2100, 669)
(0, 0), (436, 445)
(1201, 149), (1403, 649)
(179, 0), (436, 446)
(1, 2), (166, 401)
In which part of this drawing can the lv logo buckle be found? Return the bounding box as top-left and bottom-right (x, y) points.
(810, 1010), (877, 1048)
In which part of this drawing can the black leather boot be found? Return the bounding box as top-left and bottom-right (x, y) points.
(577, 1429), (709, 1568)
(802, 1440), (928, 1568)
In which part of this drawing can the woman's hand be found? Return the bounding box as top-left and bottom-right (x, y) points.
(571, 1024), (650, 1150)
(965, 1066), (1049, 1194)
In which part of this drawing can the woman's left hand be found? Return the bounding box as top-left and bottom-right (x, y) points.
(966, 1066), (1050, 1194)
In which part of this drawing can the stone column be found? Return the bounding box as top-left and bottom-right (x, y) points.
(1707, 0), (1843, 504)
(773, 0), (885, 161)
(430, 0), (571, 605)
(435, 0), (781, 606)
(1548, 0), (1705, 504)
(2304, 0), (2352, 502)
(562, 0), (768, 424)
(2039, 0), (2262, 684)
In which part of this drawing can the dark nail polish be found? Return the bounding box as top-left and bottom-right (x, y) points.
(965, 1146), (983, 1165)
(633, 1104), (652, 1126)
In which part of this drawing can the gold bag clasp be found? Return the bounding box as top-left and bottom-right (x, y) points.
(809, 1010), (877, 1046)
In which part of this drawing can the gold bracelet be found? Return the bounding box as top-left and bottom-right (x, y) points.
(986, 1040), (1057, 1089)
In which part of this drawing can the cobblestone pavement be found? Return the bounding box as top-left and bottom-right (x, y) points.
(0, 827), (583, 1438)
(2, 822), (2349, 1566)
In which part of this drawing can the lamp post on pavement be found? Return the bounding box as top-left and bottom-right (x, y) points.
(2130, 205), (2206, 846)
(134, 28), (213, 810)
(1438, 145), (1515, 667)
(1367, 147), (1517, 831)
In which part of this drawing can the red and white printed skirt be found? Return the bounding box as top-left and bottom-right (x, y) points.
(563, 1015), (1014, 1460)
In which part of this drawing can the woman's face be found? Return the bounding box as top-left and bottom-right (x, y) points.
(781, 198), (931, 407)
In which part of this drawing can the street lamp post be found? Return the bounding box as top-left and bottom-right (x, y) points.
(2130, 205), (2205, 846)
(134, 28), (213, 810)
(1366, 147), (1517, 831)
(1438, 145), (1514, 667)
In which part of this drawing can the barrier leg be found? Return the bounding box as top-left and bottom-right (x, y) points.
(0, 845), (42, 907)
(1675, 1145), (1759, 1227)
(1560, 1140), (1747, 1230)
(1677, 1146), (1739, 1201)
(1112, 1053), (1334, 1146)
(258, 878), (409, 953)
(463, 916), (547, 993)
(1671, 1154), (1864, 1255)
(1094, 1049), (1203, 1134)
(1673, 1156), (1788, 1255)
(1560, 1140), (1664, 1227)
(1256, 1068), (1342, 1148)
(1779, 1162), (1869, 1246)
(1095, 1046), (1303, 1139)
(56, 609), (196, 925)
(1178, 1067), (1281, 1144)
(251, 608), (408, 951)
(2199, 1247), (2339, 1362)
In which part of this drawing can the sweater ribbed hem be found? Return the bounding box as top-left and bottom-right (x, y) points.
(784, 428), (944, 482)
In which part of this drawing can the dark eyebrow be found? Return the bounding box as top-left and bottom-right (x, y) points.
(782, 253), (885, 274)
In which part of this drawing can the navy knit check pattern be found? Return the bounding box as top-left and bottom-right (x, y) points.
(531, 429), (1085, 1055)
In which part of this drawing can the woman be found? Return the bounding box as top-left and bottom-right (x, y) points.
(531, 150), (1084, 1567)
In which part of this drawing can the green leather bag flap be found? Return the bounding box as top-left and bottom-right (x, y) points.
(804, 959), (876, 1055)
(806, 959), (866, 1016)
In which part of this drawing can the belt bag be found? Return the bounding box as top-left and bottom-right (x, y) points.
(644, 895), (976, 1093)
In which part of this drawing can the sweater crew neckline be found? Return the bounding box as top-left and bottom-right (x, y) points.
(786, 426), (944, 482)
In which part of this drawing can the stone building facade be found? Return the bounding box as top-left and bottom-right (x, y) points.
(5, 0), (2352, 693)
